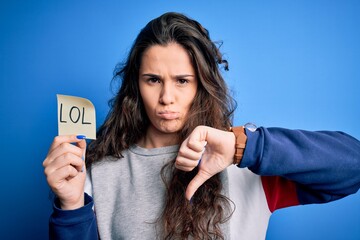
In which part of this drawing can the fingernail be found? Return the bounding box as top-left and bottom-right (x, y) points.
(76, 135), (86, 139)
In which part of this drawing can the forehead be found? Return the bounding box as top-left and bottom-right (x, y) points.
(139, 43), (195, 74)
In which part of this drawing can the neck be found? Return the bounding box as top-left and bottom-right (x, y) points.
(137, 126), (179, 148)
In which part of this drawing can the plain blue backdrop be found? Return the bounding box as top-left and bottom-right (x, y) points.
(1, 0), (359, 239)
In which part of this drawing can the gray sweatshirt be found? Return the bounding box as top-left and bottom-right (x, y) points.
(85, 144), (269, 239)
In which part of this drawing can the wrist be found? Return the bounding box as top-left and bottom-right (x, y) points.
(59, 195), (85, 210)
(230, 126), (247, 165)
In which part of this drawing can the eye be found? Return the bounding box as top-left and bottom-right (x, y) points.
(147, 77), (161, 84)
(177, 78), (189, 85)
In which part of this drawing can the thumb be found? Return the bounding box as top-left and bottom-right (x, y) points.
(75, 136), (87, 172)
(76, 138), (87, 157)
(185, 170), (211, 201)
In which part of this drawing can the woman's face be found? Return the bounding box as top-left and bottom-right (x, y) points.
(139, 43), (198, 137)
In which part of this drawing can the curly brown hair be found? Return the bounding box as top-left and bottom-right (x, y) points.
(86, 12), (236, 239)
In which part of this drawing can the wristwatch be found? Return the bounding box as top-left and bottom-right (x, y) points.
(230, 126), (247, 165)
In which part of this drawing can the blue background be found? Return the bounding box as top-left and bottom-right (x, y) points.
(1, 0), (359, 239)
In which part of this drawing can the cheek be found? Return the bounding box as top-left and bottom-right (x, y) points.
(140, 88), (156, 111)
(186, 88), (198, 106)
(182, 93), (197, 113)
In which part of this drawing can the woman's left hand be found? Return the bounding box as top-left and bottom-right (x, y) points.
(175, 125), (236, 200)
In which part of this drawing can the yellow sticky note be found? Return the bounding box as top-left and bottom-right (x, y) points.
(57, 94), (96, 139)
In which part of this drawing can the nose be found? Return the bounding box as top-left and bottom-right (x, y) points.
(159, 81), (174, 105)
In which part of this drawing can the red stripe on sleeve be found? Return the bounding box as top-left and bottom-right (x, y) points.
(261, 176), (300, 212)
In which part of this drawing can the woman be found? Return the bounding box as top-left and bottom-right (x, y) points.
(43, 12), (360, 239)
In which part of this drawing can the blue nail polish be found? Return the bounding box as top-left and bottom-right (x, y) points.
(76, 135), (86, 139)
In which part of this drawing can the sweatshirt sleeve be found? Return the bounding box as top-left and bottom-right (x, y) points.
(49, 193), (98, 240)
(239, 127), (360, 212)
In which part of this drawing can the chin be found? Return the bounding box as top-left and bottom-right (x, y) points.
(159, 127), (181, 134)
(158, 123), (183, 134)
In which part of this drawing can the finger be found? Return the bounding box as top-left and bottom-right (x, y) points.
(186, 138), (207, 153)
(176, 141), (207, 172)
(76, 139), (87, 158)
(177, 146), (203, 161)
(48, 135), (86, 156)
(176, 153), (199, 166)
(44, 143), (83, 167)
(75, 139), (87, 172)
(185, 170), (212, 200)
(44, 153), (84, 176)
(175, 157), (198, 172)
(175, 165), (196, 172)
(177, 137), (206, 162)
(47, 164), (82, 190)
(44, 135), (86, 167)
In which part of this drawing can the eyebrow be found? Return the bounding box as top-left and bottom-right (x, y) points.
(141, 73), (195, 78)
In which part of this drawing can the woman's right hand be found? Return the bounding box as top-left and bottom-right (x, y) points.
(43, 135), (87, 210)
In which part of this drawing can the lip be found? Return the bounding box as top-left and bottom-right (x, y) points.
(157, 111), (180, 120)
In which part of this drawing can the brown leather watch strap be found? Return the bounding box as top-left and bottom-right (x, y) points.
(230, 126), (247, 165)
